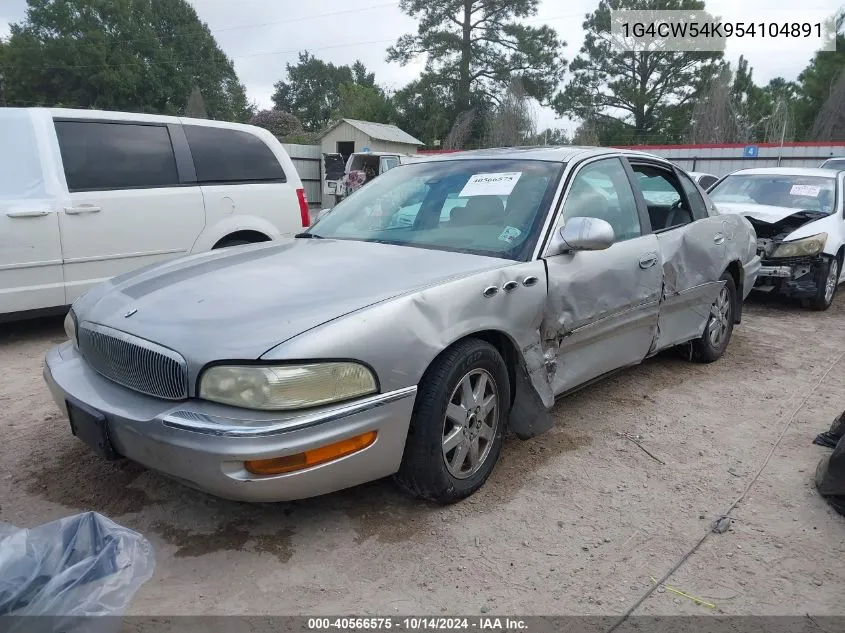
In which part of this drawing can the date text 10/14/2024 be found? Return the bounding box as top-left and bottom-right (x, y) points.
(307, 617), (529, 631)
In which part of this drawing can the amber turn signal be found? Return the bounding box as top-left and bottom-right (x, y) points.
(244, 431), (377, 476)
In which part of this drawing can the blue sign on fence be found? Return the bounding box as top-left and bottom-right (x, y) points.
(743, 145), (759, 158)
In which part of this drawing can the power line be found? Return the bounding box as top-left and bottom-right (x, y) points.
(9, 37), (399, 71)
(211, 2), (399, 33)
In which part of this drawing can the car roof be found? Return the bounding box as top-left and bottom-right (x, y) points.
(688, 171), (716, 177)
(727, 167), (840, 178)
(414, 146), (672, 165)
(4, 106), (260, 132)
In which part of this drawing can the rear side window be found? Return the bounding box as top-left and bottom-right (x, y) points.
(55, 121), (179, 192)
(183, 125), (285, 184)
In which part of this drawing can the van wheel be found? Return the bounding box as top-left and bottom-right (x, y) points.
(395, 339), (510, 504)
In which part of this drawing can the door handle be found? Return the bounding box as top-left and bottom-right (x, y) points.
(639, 253), (658, 269)
(713, 233), (725, 245)
(6, 209), (51, 218)
(64, 205), (102, 215)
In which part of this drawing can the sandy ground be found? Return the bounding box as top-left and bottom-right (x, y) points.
(1, 295), (844, 618)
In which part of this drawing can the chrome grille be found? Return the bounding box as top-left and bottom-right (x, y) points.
(78, 322), (188, 400)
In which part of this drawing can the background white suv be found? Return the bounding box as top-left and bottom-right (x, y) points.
(1, 108), (309, 320)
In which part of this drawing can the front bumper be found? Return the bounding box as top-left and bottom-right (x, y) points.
(752, 255), (824, 299)
(44, 342), (416, 502)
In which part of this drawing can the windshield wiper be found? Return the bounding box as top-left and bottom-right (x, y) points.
(294, 232), (323, 238)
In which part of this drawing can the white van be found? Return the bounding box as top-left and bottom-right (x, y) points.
(1, 108), (310, 320)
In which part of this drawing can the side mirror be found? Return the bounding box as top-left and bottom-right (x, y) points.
(557, 216), (615, 252)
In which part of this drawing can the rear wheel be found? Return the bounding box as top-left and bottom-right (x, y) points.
(807, 255), (839, 311)
(692, 272), (736, 363)
(395, 339), (510, 504)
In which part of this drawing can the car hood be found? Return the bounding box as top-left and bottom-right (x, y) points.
(714, 202), (829, 240)
(78, 238), (506, 364)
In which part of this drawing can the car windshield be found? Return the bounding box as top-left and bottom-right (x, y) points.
(307, 159), (564, 260)
(823, 159), (845, 170)
(709, 174), (837, 214)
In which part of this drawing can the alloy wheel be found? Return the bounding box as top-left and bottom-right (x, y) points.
(708, 286), (731, 348)
(825, 259), (839, 305)
(442, 369), (499, 479)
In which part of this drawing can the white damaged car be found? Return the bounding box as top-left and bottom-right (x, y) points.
(709, 167), (845, 310)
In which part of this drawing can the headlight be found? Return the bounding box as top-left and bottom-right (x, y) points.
(199, 362), (378, 411)
(64, 310), (78, 348)
(771, 233), (827, 258)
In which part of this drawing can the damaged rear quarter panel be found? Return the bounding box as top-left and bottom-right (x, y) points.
(261, 260), (553, 426)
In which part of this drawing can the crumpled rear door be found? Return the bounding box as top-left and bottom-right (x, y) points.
(654, 217), (727, 350)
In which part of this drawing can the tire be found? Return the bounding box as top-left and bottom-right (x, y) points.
(692, 272), (737, 363)
(807, 255), (839, 311)
(395, 338), (510, 504)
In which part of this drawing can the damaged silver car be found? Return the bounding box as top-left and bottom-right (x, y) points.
(44, 148), (760, 504)
(710, 167), (845, 310)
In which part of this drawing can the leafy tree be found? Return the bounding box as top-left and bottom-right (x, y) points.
(271, 52), (380, 131)
(555, 0), (724, 143)
(392, 74), (453, 146)
(335, 83), (395, 123)
(794, 31), (845, 139)
(0, 0), (251, 120)
(532, 127), (571, 145)
(387, 0), (566, 116)
(249, 109), (303, 138)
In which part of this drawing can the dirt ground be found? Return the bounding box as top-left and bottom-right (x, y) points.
(1, 294), (844, 618)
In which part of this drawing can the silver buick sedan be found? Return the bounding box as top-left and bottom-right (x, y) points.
(44, 147), (761, 504)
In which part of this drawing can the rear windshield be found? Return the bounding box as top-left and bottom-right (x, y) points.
(709, 174), (837, 214)
(309, 159), (564, 261)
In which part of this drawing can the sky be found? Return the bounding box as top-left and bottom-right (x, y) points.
(1, 0), (841, 133)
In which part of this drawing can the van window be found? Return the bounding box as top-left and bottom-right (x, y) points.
(183, 125), (285, 184)
(55, 121), (179, 192)
(1, 112), (46, 199)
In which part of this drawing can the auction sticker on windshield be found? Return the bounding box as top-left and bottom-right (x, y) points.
(790, 184), (821, 197)
(459, 172), (522, 197)
(498, 226), (522, 243)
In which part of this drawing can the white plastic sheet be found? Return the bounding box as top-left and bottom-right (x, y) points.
(0, 511), (155, 632)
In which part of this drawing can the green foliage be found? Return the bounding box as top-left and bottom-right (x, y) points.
(532, 127), (572, 146)
(271, 52), (382, 131)
(249, 109), (303, 138)
(555, 0), (724, 144)
(387, 0), (566, 117)
(794, 33), (845, 139)
(392, 73), (454, 146)
(0, 0), (251, 121)
(335, 83), (396, 123)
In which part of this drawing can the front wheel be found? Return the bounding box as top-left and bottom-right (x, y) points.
(395, 339), (510, 504)
(807, 255), (839, 311)
(692, 272), (736, 363)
